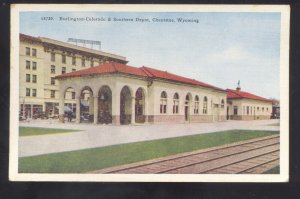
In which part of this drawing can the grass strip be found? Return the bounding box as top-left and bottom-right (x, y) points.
(19, 130), (278, 173)
(263, 166), (280, 174)
(19, 127), (81, 137)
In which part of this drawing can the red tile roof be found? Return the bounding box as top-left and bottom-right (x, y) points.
(20, 33), (42, 43)
(56, 62), (225, 91)
(226, 89), (272, 102)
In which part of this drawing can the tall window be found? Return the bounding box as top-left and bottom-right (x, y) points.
(72, 56), (76, 65)
(62, 67), (66, 74)
(91, 60), (94, 67)
(221, 99), (225, 108)
(160, 91), (167, 114)
(32, 48), (37, 57)
(173, 93), (179, 114)
(26, 88), (30, 96)
(26, 74), (30, 82)
(233, 106), (238, 115)
(50, 90), (55, 98)
(262, 107), (264, 112)
(26, 60), (30, 69)
(194, 95), (199, 114)
(82, 58), (85, 67)
(203, 96), (208, 114)
(32, 62), (37, 70)
(51, 65), (55, 74)
(26, 47), (30, 56)
(32, 75), (37, 83)
(51, 52), (55, 61)
(51, 77), (55, 85)
(72, 92), (76, 99)
(247, 106), (249, 115)
(32, 89), (37, 97)
(62, 54), (66, 64)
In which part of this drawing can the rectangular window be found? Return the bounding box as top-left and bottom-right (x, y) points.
(26, 88), (30, 96)
(62, 67), (66, 74)
(32, 48), (37, 57)
(72, 68), (76, 72)
(26, 47), (30, 56)
(32, 62), (37, 70)
(91, 60), (94, 67)
(50, 90), (55, 98)
(32, 75), (37, 83)
(247, 106), (249, 115)
(26, 60), (30, 69)
(72, 92), (75, 99)
(26, 74), (30, 82)
(51, 52), (55, 61)
(233, 106), (238, 115)
(72, 56), (76, 65)
(51, 77), (55, 85)
(82, 58), (85, 67)
(51, 65), (55, 74)
(62, 54), (66, 64)
(32, 89), (37, 97)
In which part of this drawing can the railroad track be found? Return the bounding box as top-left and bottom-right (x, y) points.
(90, 135), (279, 174)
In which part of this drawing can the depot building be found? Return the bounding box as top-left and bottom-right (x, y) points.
(56, 62), (227, 125)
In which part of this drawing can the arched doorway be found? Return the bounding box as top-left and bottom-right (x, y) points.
(98, 86), (112, 124)
(62, 87), (76, 122)
(120, 86), (132, 125)
(135, 88), (145, 123)
(185, 93), (191, 122)
(80, 86), (93, 123)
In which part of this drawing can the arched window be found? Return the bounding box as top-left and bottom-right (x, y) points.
(194, 95), (199, 114)
(160, 91), (167, 114)
(203, 96), (208, 114)
(173, 93), (179, 114)
(221, 99), (225, 108)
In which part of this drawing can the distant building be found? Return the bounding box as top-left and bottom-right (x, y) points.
(226, 86), (272, 120)
(271, 99), (280, 119)
(19, 33), (127, 118)
(56, 62), (227, 125)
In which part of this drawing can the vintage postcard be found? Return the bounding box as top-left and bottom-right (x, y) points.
(10, 4), (289, 182)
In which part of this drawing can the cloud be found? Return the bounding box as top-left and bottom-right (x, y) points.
(208, 45), (252, 63)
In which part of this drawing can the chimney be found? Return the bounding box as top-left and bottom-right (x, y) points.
(236, 80), (241, 92)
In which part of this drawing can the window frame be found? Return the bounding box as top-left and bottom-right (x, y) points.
(32, 89), (37, 97)
(173, 93), (179, 114)
(26, 88), (30, 96)
(26, 74), (30, 82)
(26, 47), (30, 56)
(51, 52), (55, 62)
(51, 65), (56, 74)
(51, 77), (55, 85)
(62, 54), (66, 64)
(32, 75), (37, 83)
(160, 91), (168, 114)
(26, 60), (30, 69)
(50, 90), (55, 98)
(32, 48), (37, 57)
(32, 61), (37, 70)
(62, 67), (66, 74)
(203, 96), (208, 114)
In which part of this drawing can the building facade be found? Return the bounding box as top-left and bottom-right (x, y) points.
(226, 87), (272, 120)
(19, 34), (127, 118)
(56, 62), (227, 125)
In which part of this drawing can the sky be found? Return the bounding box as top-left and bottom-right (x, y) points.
(20, 12), (281, 99)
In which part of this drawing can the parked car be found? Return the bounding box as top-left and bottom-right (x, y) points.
(32, 111), (49, 119)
